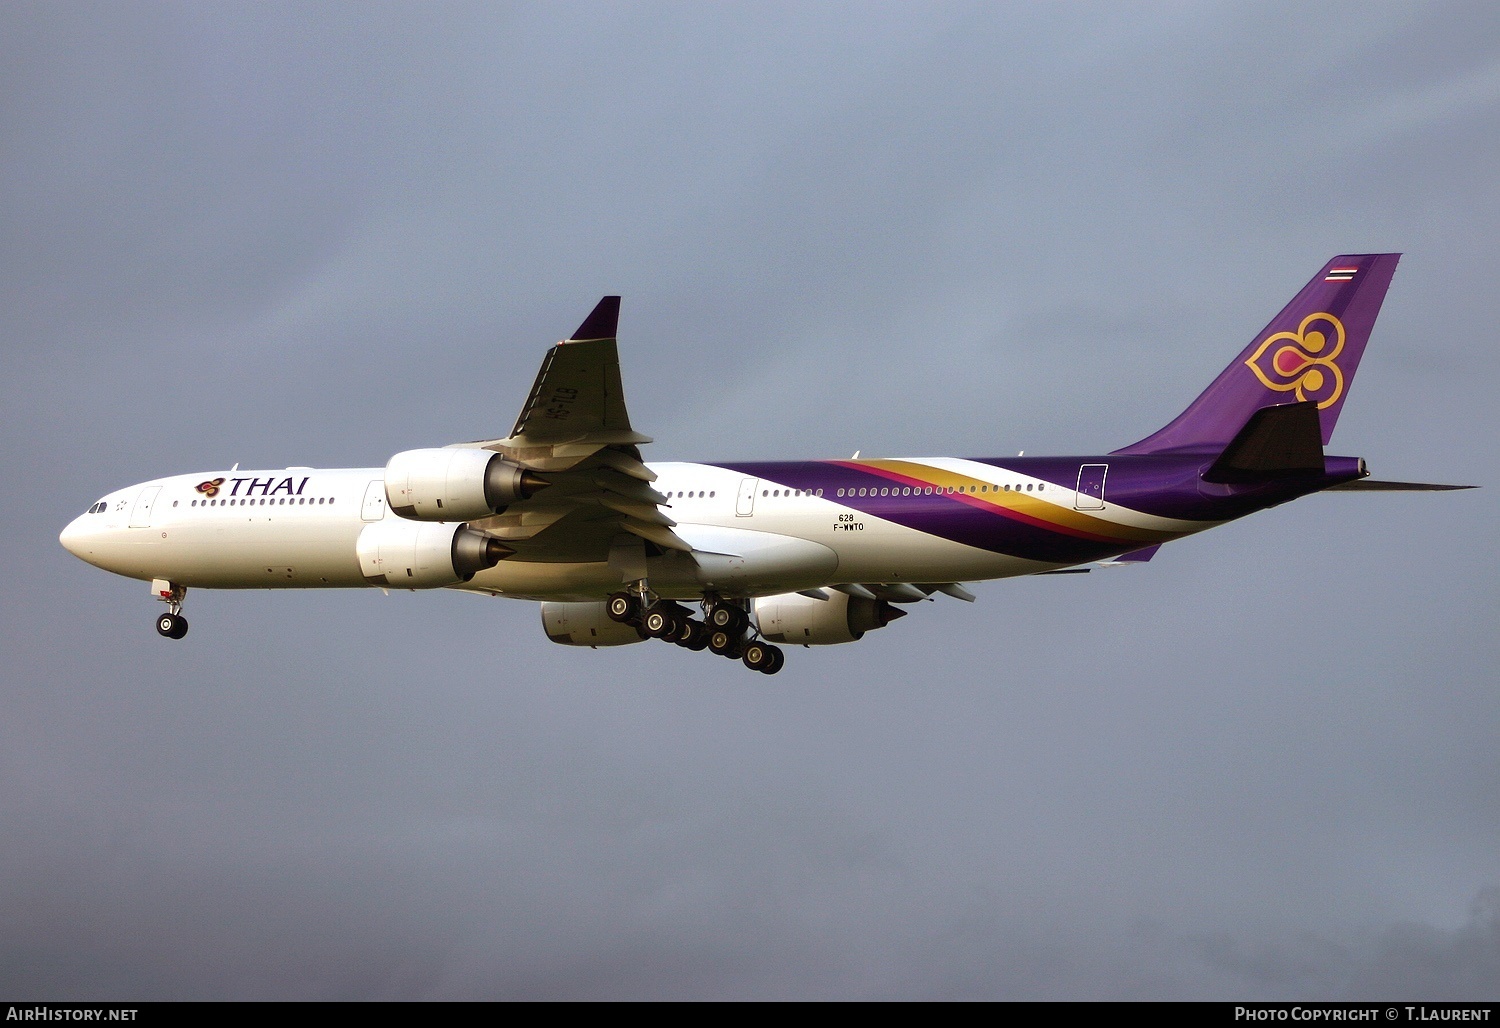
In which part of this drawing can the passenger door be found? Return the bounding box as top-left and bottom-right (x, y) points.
(735, 478), (758, 517)
(1074, 464), (1107, 510)
(129, 486), (161, 528)
(361, 480), (387, 522)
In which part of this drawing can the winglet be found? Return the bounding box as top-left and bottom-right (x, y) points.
(568, 296), (620, 342)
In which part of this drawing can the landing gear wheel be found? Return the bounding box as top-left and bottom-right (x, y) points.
(761, 646), (785, 675)
(742, 641), (780, 672)
(681, 621), (711, 651)
(642, 606), (678, 639)
(709, 603), (747, 633)
(156, 612), (188, 639)
(708, 629), (743, 658)
(606, 592), (640, 624)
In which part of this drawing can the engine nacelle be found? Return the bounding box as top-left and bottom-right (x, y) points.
(356, 519), (509, 588)
(541, 602), (648, 647)
(752, 590), (906, 646)
(384, 447), (543, 521)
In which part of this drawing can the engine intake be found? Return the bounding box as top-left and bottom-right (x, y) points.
(385, 447), (547, 521)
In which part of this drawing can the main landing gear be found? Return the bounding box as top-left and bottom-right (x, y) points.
(152, 579), (188, 639)
(606, 588), (784, 674)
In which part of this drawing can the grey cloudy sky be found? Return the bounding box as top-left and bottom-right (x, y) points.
(4, 0), (1498, 1000)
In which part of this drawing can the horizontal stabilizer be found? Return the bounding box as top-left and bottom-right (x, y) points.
(1203, 401), (1323, 483)
(1326, 480), (1477, 491)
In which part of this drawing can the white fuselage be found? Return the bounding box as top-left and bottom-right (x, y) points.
(61, 468), (379, 589)
(59, 459), (1205, 601)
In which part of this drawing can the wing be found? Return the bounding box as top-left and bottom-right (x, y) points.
(454, 297), (692, 563)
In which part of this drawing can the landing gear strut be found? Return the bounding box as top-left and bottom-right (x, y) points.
(152, 579), (188, 639)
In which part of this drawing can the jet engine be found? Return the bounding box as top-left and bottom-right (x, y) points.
(752, 590), (905, 646)
(384, 447), (546, 521)
(356, 519), (509, 587)
(541, 601), (648, 647)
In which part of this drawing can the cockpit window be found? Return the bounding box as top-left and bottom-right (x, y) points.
(87, 501), (105, 514)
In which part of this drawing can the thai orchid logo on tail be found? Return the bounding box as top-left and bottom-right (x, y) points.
(1244, 312), (1346, 409)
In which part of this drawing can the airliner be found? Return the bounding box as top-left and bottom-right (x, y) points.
(60, 254), (1469, 673)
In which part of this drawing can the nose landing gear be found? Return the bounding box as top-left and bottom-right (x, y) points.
(151, 579), (188, 639)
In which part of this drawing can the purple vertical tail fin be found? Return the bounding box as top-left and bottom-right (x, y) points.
(1113, 254), (1401, 455)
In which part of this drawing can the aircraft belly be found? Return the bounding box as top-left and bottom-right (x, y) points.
(145, 514), (367, 588)
(464, 560), (622, 601)
(463, 531), (843, 602)
(822, 516), (1045, 581)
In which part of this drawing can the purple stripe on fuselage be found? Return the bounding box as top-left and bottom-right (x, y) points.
(715, 455), (1365, 564)
(720, 459), (1144, 564)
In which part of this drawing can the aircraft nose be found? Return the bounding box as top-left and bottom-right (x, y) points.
(59, 515), (90, 559)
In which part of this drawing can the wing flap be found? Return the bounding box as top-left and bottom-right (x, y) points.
(619, 519), (694, 552)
